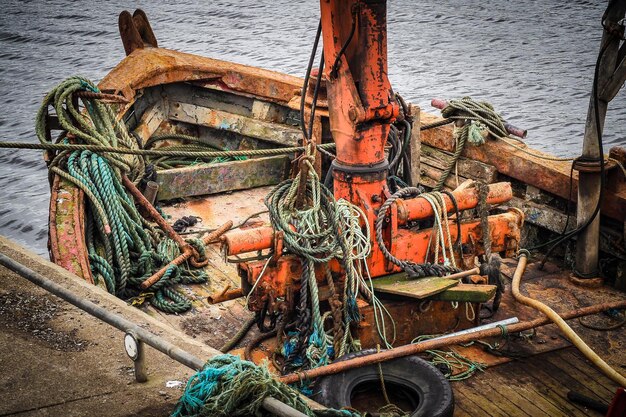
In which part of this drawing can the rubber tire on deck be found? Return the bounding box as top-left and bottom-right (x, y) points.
(312, 349), (454, 417)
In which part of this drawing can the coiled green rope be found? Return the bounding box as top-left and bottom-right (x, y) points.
(171, 354), (361, 417)
(434, 97), (506, 191)
(35, 76), (206, 313)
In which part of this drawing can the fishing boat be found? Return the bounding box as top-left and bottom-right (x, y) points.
(1, 3), (625, 417)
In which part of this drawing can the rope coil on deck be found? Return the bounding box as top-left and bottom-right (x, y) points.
(171, 354), (361, 417)
(35, 77), (209, 313)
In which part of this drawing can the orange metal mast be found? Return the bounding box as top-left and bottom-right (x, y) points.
(319, 0), (399, 205)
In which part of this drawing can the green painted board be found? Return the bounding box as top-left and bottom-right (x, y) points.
(372, 275), (458, 299)
(429, 284), (497, 303)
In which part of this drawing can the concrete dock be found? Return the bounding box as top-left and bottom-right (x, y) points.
(0, 237), (219, 417)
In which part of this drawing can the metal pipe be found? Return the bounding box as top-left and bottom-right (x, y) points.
(431, 98), (528, 138)
(279, 298), (626, 384)
(428, 317), (518, 342)
(223, 183), (513, 257)
(208, 287), (244, 304)
(133, 337), (148, 382)
(0, 253), (307, 417)
(399, 182), (512, 224)
(143, 181), (159, 206)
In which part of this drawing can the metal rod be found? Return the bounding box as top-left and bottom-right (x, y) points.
(139, 220), (232, 289)
(207, 287), (244, 304)
(428, 317), (519, 342)
(122, 175), (189, 250)
(134, 337), (148, 383)
(442, 267), (480, 281)
(0, 252), (306, 417)
(280, 298), (626, 384)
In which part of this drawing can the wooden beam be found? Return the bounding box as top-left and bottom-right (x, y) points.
(155, 155), (290, 201)
(168, 101), (300, 147)
(420, 112), (625, 222)
(407, 105), (421, 187)
(421, 144), (498, 183)
(429, 284), (496, 303)
(132, 100), (166, 144)
(420, 164), (470, 191)
(576, 1), (625, 276)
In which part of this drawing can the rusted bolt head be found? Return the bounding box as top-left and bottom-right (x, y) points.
(372, 195), (381, 203)
(348, 107), (358, 122)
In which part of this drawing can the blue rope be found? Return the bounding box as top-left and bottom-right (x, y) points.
(171, 354), (362, 417)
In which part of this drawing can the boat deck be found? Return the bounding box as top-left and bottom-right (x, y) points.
(454, 347), (621, 417)
(451, 258), (625, 416)
(2, 185), (625, 416)
(153, 186), (625, 416)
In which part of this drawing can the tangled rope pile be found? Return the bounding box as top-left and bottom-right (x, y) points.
(35, 76), (207, 313)
(266, 145), (362, 370)
(411, 335), (486, 381)
(143, 133), (246, 170)
(375, 187), (461, 278)
(171, 354), (361, 417)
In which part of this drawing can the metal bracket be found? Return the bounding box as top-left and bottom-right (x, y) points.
(124, 332), (147, 383)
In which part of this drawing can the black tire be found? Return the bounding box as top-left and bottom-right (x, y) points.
(312, 349), (454, 417)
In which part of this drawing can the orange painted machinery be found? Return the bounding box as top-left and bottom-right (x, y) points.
(220, 0), (524, 348)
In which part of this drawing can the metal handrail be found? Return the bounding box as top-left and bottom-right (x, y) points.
(0, 252), (306, 417)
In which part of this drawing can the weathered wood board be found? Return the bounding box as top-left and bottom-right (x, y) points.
(156, 155), (290, 200)
(429, 283), (496, 303)
(420, 112), (625, 221)
(169, 101), (300, 147)
(373, 274), (459, 299)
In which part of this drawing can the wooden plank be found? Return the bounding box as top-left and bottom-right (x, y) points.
(543, 352), (615, 401)
(497, 374), (567, 417)
(420, 112), (625, 221)
(132, 100), (167, 144)
(169, 101), (300, 146)
(429, 284), (496, 303)
(522, 360), (599, 416)
(408, 105), (421, 187)
(479, 373), (553, 417)
(373, 275), (458, 299)
(536, 356), (611, 405)
(454, 382), (513, 417)
(156, 155), (290, 200)
(556, 350), (619, 394)
(509, 196), (571, 234)
(164, 82), (254, 118)
(452, 390), (495, 417)
(421, 144), (498, 183)
(452, 403), (473, 417)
